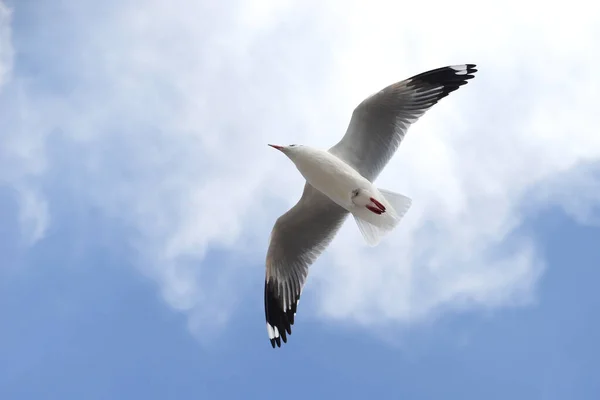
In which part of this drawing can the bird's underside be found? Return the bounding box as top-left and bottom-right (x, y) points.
(264, 64), (478, 348)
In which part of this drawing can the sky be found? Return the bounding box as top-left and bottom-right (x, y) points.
(1, 0), (599, 398)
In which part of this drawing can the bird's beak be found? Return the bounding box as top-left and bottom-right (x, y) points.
(268, 144), (284, 151)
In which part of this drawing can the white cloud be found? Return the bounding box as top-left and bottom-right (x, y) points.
(0, 3), (51, 247)
(15, 185), (49, 246)
(0, 1), (12, 89)
(1, 0), (599, 340)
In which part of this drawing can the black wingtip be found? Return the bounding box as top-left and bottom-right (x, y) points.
(464, 64), (478, 77)
(407, 64), (478, 99)
(264, 279), (299, 349)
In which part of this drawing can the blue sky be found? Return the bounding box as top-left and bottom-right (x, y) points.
(1, 0), (600, 399)
(2, 200), (599, 398)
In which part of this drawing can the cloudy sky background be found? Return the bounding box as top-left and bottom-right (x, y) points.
(1, 0), (599, 398)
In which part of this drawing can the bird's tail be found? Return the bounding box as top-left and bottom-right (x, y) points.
(352, 188), (412, 246)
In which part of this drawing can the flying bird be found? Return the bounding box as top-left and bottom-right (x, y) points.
(264, 64), (478, 348)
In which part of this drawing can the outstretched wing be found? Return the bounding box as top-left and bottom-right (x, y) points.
(329, 64), (478, 182)
(265, 183), (348, 348)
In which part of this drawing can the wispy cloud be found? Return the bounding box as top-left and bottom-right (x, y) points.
(0, 2), (11, 89)
(15, 185), (49, 246)
(1, 0), (599, 341)
(0, 4), (50, 247)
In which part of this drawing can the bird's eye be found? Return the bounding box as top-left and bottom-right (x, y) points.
(290, 144), (297, 147)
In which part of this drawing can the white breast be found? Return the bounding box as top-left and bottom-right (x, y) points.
(292, 147), (372, 209)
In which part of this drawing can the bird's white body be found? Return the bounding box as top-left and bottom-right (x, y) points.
(287, 145), (370, 209)
(283, 145), (410, 239)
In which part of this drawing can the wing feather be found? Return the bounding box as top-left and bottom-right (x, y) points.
(264, 183), (348, 348)
(329, 64), (478, 181)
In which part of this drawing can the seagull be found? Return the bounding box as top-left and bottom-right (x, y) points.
(264, 64), (478, 348)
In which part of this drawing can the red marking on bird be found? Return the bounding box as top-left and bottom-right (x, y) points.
(369, 197), (386, 212)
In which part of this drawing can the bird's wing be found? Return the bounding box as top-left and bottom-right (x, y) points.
(329, 64), (477, 182)
(265, 182), (349, 348)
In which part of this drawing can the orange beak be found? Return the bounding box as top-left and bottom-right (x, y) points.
(268, 144), (284, 151)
